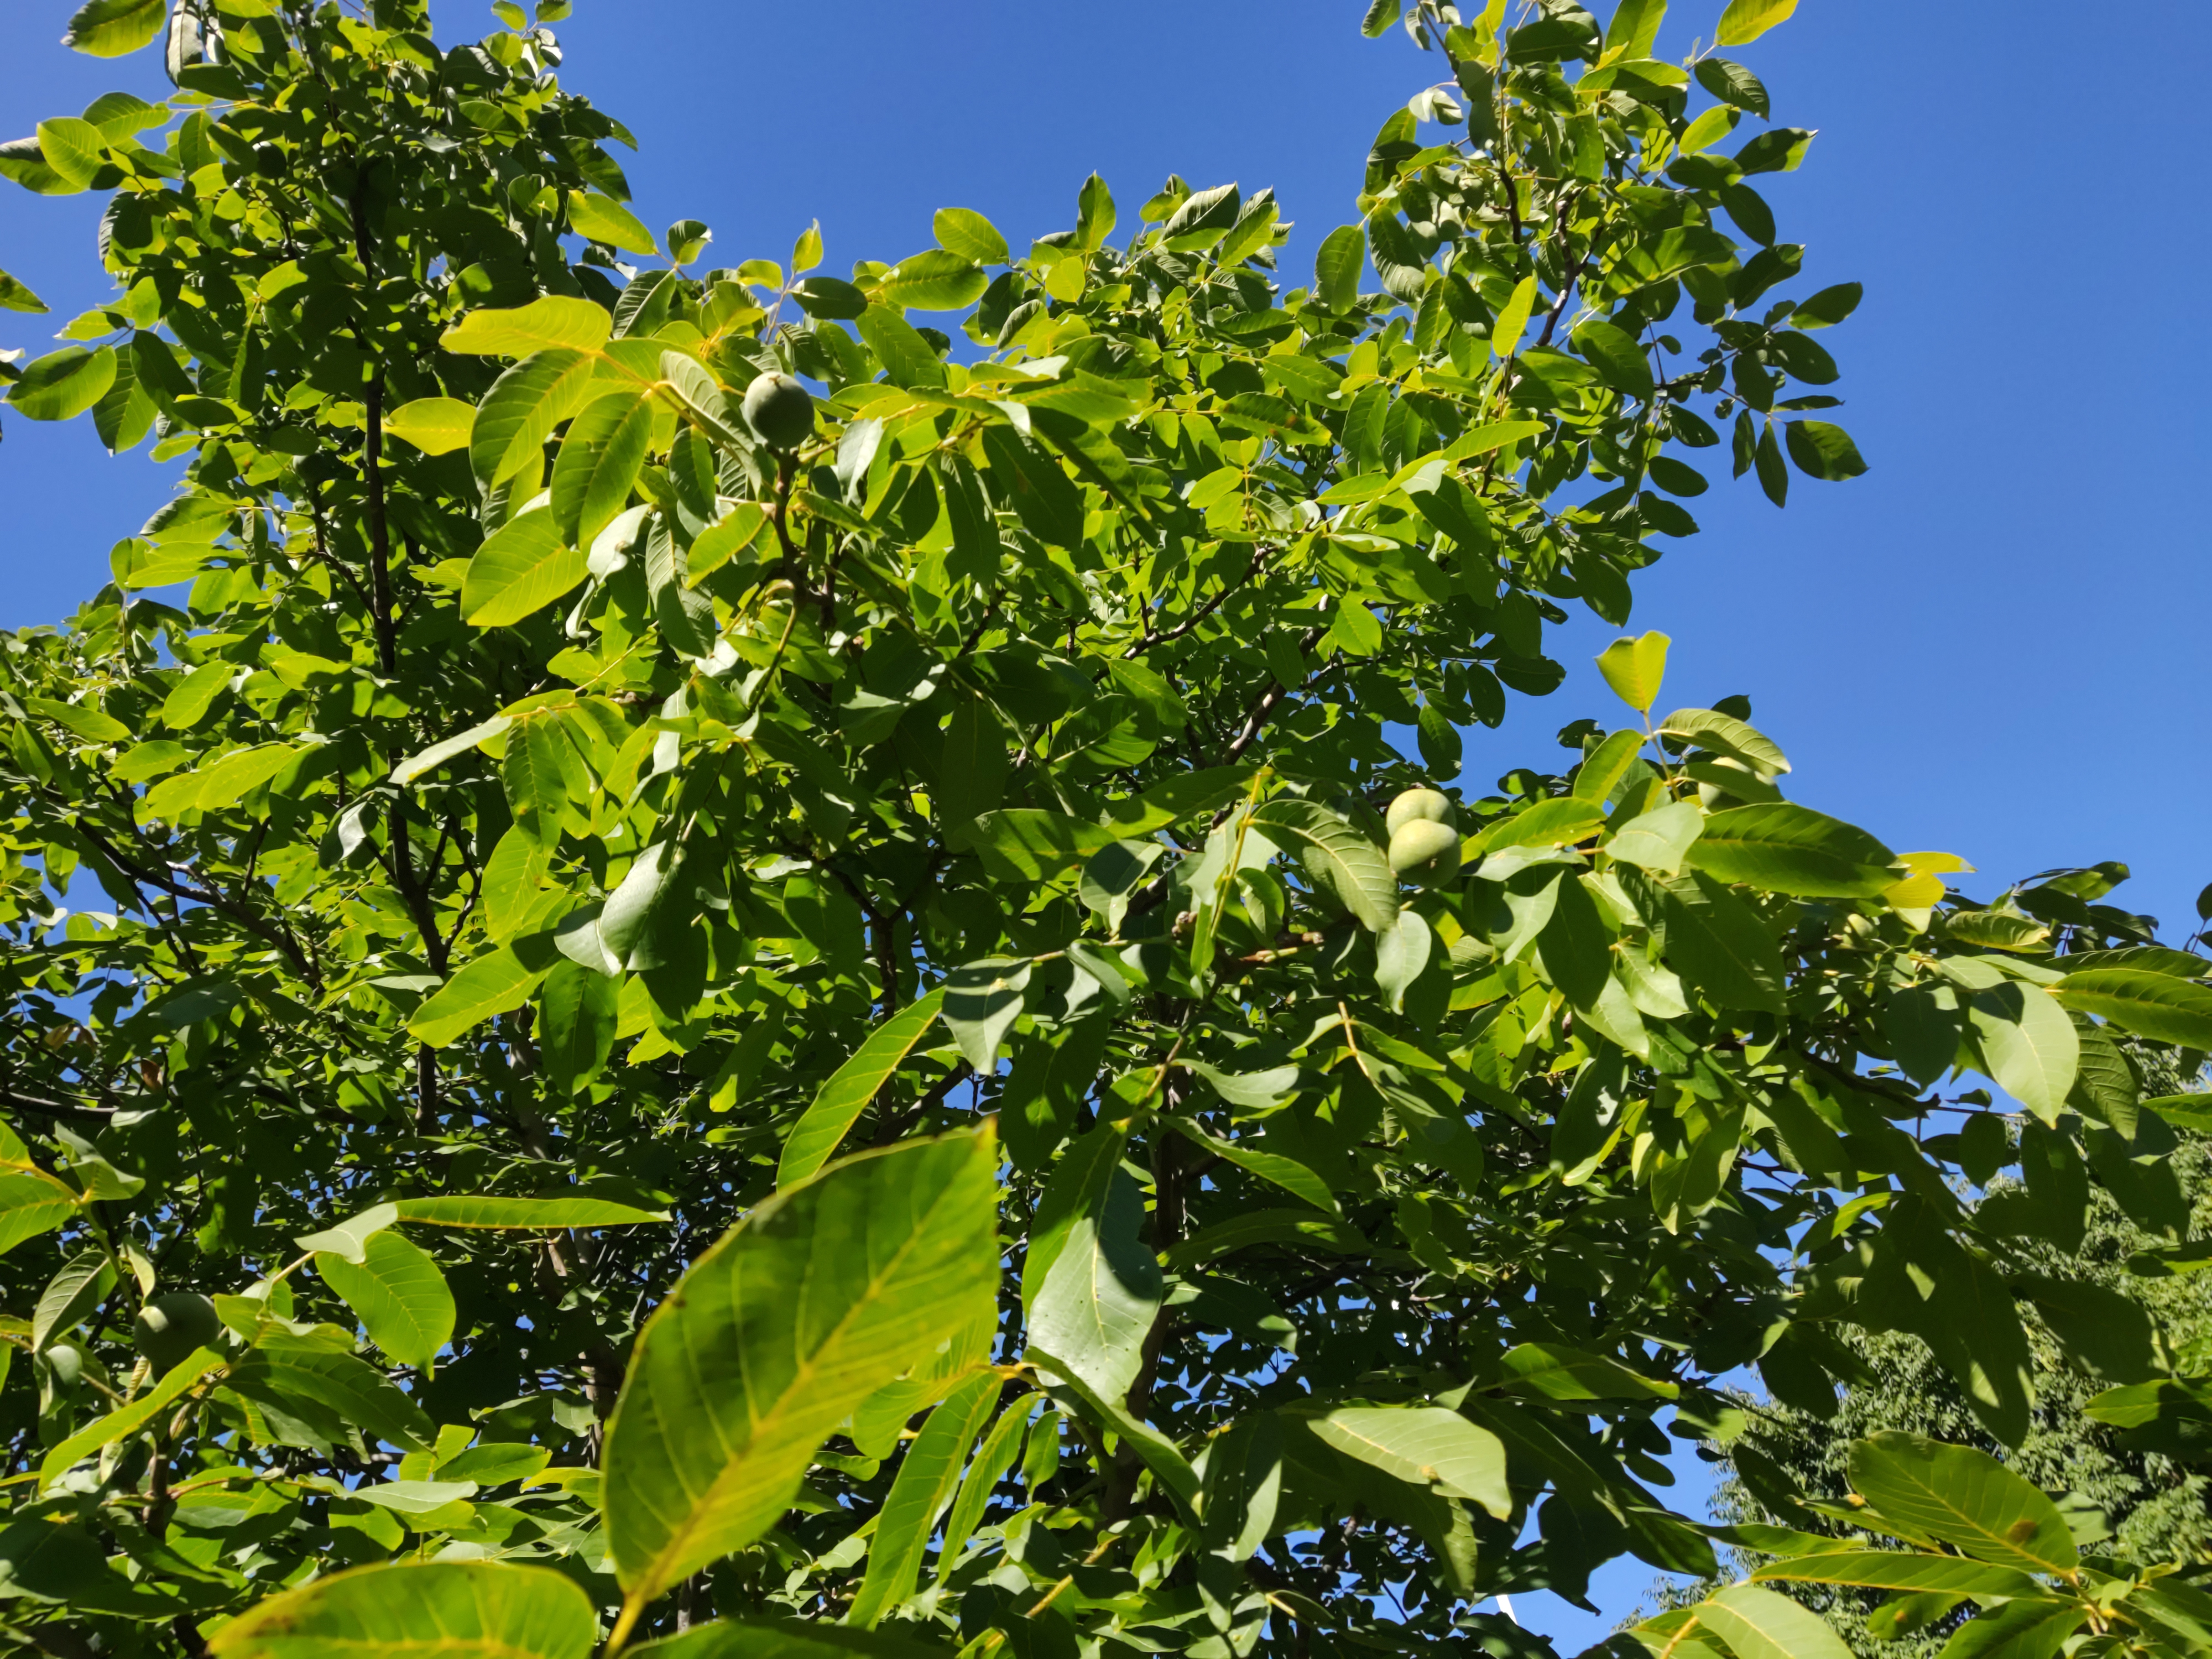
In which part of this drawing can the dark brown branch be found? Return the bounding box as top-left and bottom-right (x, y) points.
(346, 167), (398, 676)
(1123, 546), (1267, 659)
(69, 812), (319, 991)
(874, 1061), (975, 1146)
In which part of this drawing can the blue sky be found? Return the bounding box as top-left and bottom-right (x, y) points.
(1, 1), (2206, 1641)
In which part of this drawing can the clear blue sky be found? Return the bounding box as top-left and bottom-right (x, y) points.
(2, 1), (2206, 1639)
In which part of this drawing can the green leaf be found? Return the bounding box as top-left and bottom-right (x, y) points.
(1714, 0), (1798, 47)
(854, 304), (946, 390)
(0, 269), (49, 315)
(966, 810), (1118, 880)
(443, 297), (613, 357)
(2010, 1274), (2160, 1385)
(1786, 419), (1867, 480)
(39, 1346), (222, 1489)
(880, 248), (988, 311)
(226, 1334), (436, 1452)
(294, 1203), (400, 1263)
(408, 943), (554, 1047)
(778, 990), (948, 1186)
(1606, 801), (1704, 875)
(392, 716), (512, 786)
(205, 1561), (597, 1659)
(1478, 797), (1608, 857)
(1846, 1431), (2079, 1575)
(34, 118), (107, 191)
(1250, 799), (1399, 932)
(659, 351), (754, 458)
(567, 190), (656, 255)
(1690, 1583), (1852, 1659)
(552, 389), (655, 551)
(629, 1621), (949, 1659)
(1171, 1120), (1339, 1218)
(1025, 1121), (1162, 1406)
(937, 1397), (1040, 1577)
(1883, 984), (1960, 1087)
(384, 397), (477, 456)
(1932, 1599), (2085, 1659)
(1491, 274), (1540, 361)
(601, 1130), (1001, 1603)
(2052, 968), (2212, 1050)
(537, 959), (619, 1097)
(27, 695), (132, 744)
(1314, 225), (1365, 312)
(1596, 630), (1670, 712)
(940, 958), (1031, 1071)
(846, 1369), (999, 1626)
(462, 507), (589, 628)
(1306, 1406), (1510, 1519)
(1967, 984), (2079, 1126)
(1374, 910), (1433, 1014)
(789, 277), (869, 320)
(1695, 56), (1772, 116)
(1604, 0), (1666, 60)
(979, 422), (1086, 548)
(33, 1249), (115, 1350)
(1658, 707), (1792, 775)
(314, 1230), (456, 1370)
(1792, 283), (1864, 329)
(1500, 1343), (1677, 1401)
(1201, 1412), (1284, 1562)
(1552, 1050), (1631, 1184)
(392, 1196), (670, 1229)
(1572, 319), (1654, 398)
(1074, 173), (1118, 251)
(0, 1171), (80, 1258)
(1751, 1550), (2044, 1600)
(933, 207), (1009, 265)
(1400, 463), (1493, 552)
(8, 346), (116, 420)
(471, 349), (603, 487)
(61, 0), (166, 56)
(1686, 803), (1897, 898)
(1628, 868), (1787, 1013)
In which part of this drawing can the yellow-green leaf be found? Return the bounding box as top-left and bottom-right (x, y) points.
(567, 190), (657, 256)
(778, 990), (948, 1186)
(602, 1130), (1001, 1605)
(2052, 968), (2212, 1051)
(1715, 0), (1798, 48)
(462, 506), (588, 629)
(408, 945), (552, 1047)
(206, 1561), (597, 1659)
(1596, 630), (1670, 712)
(442, 296), (613, 358)
(34, 118), (106, 191)
(61, 0), (167, 56)
(384, 397), (478, 456)
(392, 1196), (671, 1229)
(315, 1230), (456, 1370)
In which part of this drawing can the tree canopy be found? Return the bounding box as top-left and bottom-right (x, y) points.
(2, 1), (2211, 1656)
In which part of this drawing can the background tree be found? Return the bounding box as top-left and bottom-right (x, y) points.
(1665, 1042), (2212, 1657)
(0, 2), (2208, 1657)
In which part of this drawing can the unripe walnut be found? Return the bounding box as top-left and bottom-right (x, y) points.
(1386, 787), (1454, 836)
(742, 371), (815, 452)
(1388, 817), (1460, 887)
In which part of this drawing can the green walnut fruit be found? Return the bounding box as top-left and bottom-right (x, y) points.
(134, 1292), (221, 1373)
(1385, 787), (1455, 837)
(1388, 817), (1461, 887)
(742, 371), (815, 452)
